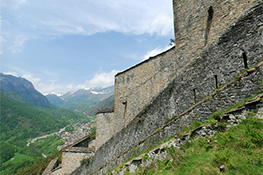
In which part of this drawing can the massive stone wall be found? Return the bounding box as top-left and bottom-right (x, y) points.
(113, 47), (176, 133)
(96, 47), (182, 150)
(173, 0), (262, 64)
(112, 0), (263, 136)
(72, 3), (263, 174)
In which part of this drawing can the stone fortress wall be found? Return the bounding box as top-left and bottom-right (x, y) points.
(173, 0), (262, 64)
(96, 0), (263, 150)
(114, 48), (177, 132)
(82, 0), (263, 174)
(95, 48), (177, 149)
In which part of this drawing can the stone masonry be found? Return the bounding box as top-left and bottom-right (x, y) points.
(173, 0), (262, 64)
(96, 0), (263, 151)
(75, 1), (263, 174)
(96, 112), (116, 150)
(115, 101), (263, 174)
(114, 47), (177, 132)
(96, 48), (177, 150)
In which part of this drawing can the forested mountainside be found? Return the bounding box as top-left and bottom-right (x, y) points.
(0, 73), (51, 107)
(0, 91), (83, 174)
(0, 73), (87, 174)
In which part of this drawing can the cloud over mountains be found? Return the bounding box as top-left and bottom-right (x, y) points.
(1, 0), (174, 94)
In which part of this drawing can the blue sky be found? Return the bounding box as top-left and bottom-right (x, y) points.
(0, 0), (174, 95)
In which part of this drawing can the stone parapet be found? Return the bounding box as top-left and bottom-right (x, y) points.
(96, 112), (116, 150)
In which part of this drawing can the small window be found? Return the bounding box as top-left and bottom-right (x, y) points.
(214, 75), (218, 89)
(193, 88), (197, 103)
(242, 52), (248, 69)
(204, 6), (214, 46)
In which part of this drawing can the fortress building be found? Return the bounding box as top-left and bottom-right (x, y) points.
(95, 0), (263, 150)
(45, 0), (263, 174)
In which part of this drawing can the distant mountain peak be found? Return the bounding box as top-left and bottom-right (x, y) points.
(90, 90), (105, 95)
(49, 92), (64, 97)
(46, 86), (114, 115)
(0, 73), (51, 108)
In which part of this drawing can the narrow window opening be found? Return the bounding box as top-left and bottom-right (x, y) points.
(122, 101), (127, 119)
(242, 52), (248, 69)
(214, 75), (218, 89)
(193, 88), (197, 103)
(205, 6), (214, 46)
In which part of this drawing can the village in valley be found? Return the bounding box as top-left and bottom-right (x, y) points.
(26, 118), (96, 150)
(57, 120), (96, 150)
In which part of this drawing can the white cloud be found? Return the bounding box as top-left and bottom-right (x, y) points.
(148, 14), (174, 36)
(37, 82), (67, 95)
(33, 70), (119, 95)
(66, 84), (74, 89)
(22, 73), (41, 84)
(143, 44), (174, 61)
(84, 70), (119, 88)
(3, 71), (18, 76)
(1, 0), (174, 52)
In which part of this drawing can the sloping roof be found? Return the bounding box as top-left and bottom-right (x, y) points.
(71, 135), (91, 147)
(42, 157), (59, 175)
(96, 108), (114, 114)
(62, 135), (95, 153)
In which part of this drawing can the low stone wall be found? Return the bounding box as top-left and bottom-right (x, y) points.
(95, 112), (116, 150)
(71, 5), (263, 174)
(52, 152), (93, 175)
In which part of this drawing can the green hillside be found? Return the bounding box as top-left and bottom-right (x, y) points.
(131, 116), (263, 175)
(111, 104), (263, 175)
(0, 91), (83, 174)
(86, 95), (114, 115)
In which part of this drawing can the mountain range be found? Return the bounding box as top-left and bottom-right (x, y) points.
(0, 73), (114, 115)
(0, 73), (114, 174)
(0, 73), (84, 174)
(46, 86), (114, 115)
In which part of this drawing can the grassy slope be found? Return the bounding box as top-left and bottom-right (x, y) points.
(130, 114), (263, 175)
